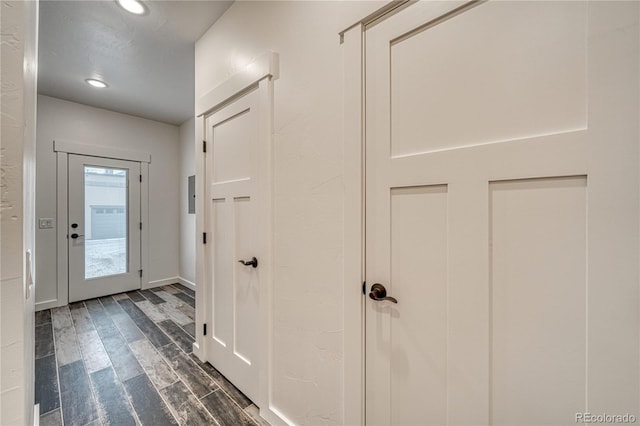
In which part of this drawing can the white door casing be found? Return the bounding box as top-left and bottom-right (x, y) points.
(68, 154), (142, 302)
(363, 1), (639, 425)
(196, 52), (277, 424)
(205, 87), (262, 402)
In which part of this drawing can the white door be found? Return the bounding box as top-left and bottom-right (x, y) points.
(205, 87), (261, 402)
(365, 1), (639, 425)
(68, 154), (141, 302)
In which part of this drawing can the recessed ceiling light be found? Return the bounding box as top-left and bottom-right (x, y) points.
(85, 79), (108, 89)
(116, 0), (146, 15)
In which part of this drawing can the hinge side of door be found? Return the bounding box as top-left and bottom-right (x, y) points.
(203, 140), (207, 153)
(139, 174), (142, 182)
(203, 323), (207, 336)
(203, 232), (207, 244)
(362, 281), (366, 295)
(139, 222), (142, 230)
(139, 269), (143, 278)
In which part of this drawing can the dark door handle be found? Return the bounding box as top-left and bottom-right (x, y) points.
(70, 233), (84, 239)
(369, 283), (398, 303)
(238, 257), (258, 268)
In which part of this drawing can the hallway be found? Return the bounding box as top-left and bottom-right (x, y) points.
(34, 285), (266, 426)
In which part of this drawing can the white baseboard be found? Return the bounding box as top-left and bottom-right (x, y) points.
(144, 277), (180, 290)
(177, 277), (196, 291)
(36, 299), (59, 311)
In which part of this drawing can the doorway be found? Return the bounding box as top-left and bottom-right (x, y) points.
(346, 1), (640, 424)
(68, 154), (142, 302)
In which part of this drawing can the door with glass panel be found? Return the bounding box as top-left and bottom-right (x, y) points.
(68, 154), (141, 302)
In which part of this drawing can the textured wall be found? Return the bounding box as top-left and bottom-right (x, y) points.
(0, 0), (39, 423)
(196, 2), (383, 423)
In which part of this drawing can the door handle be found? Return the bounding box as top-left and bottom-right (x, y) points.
(369, 283), (398, 303)
(70, 233), (84, 239)
(238, 257), (258, 268)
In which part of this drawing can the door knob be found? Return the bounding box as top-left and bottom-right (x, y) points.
(238, 257), (258, 268)
(369, 283), (398, 303)
(71, 223), (78, 229)
(70, 233), (84, 239)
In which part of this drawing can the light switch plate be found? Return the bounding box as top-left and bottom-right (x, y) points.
(39, 218), (54, 229)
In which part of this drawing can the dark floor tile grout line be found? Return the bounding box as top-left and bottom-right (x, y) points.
(43, 290), (260, 426)
(95, 295), (164, 426)
(124, 292), (245, 426)
(50, 302), (95, 426)
(71, 301), (109, 426)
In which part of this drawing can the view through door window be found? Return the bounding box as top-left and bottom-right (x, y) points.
(84, 166), (128, 279)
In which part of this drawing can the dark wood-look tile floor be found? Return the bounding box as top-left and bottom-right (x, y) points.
(35, 284), (268, 426)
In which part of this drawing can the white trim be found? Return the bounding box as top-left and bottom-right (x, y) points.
(196, 52), (279, 117)
(343, 24), (366, 426)
(54, 140), (151, 163)
(194, 114), (207, 365)
(56, 152), (69, 308)
(196, 51), (278, 424)
(177, 277), (196, 291)
(35, 299), (59, 312)
(144, 277), (179, 289)
(140, 162), (150, 289)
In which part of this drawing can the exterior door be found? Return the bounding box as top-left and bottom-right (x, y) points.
(68, 154), (141, 302)
(205, 87), (261, 402)
(365, 1), (639, 425)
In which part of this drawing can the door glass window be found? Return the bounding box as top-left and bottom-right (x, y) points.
(84, 166), (128, 279)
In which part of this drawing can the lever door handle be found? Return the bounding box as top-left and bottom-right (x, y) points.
(70, 233), (84, 239)
(369, 283), (398, 303)
(238, 257), (258, 268)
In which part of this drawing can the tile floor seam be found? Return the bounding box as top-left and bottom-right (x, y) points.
(80, 298), (138, 425)
(68, 303), (102, 426)
(40, 290), (262, 426)
(98, 293), (169, 425)
(50, 308), (64, 426)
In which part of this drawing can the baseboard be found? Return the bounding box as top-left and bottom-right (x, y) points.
(177, 277), (196, 291)
(35, 299), (59, 311)
(144, 277), (180, 290)
(192, 341), (202, 359)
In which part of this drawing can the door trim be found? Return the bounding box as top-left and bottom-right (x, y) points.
(342, 23), (366, 426)
(54, 146), (150, 308)
(195, 52), (279, 425)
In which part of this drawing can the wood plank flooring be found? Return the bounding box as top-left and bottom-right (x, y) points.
(35, 284), (266, 426)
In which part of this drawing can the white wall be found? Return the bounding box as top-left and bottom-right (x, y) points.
(179, 118), (196, 285)
(195, 2), (383, 424)
(35, 95), (181, 308)
(0, 0), (38, 423)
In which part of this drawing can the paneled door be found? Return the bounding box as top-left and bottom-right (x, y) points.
(68, 154), (141, 302)
(205, 87), (262, 402)
(365, 1), (639, 425)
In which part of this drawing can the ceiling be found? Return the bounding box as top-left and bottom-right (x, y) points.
(38, 0), (232, 126)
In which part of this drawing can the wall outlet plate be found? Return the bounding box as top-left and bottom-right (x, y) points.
(39, 218), (54, 229)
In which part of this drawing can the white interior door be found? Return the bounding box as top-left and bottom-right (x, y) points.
(205, 87), (261, 402)
(68, 154), (141, 302)
(365, 1), (639, 425)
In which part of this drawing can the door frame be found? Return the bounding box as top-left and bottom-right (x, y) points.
(195, 52), (279, 424)
(52, 140), (150, 308)
(341, 3), (414, 423)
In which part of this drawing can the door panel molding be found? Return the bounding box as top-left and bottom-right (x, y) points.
(344, 1), (639, 425)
